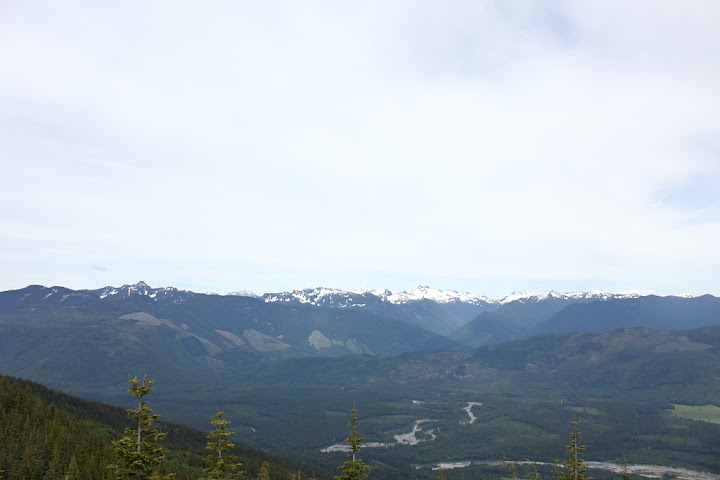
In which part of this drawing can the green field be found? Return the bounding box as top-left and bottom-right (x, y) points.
(672, 404), (720, 424)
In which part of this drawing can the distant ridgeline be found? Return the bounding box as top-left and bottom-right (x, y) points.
(0, 283), (719, 397)
(0, 374), (330, 480)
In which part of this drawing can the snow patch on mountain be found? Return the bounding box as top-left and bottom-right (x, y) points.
(264, 287), (353, 304)
(87, 282), (660, 309)
(226, 290), (259, 298)
(262, 286), (643, 308)
(497, 290), (642, 305)
(204, 290), (259, 298)
(92, 281), (196, 303)
(262, 286), (495, 307)
(375, 286), (495, 305)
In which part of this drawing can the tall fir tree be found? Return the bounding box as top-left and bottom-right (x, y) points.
(201, 411), (243, 480)
(335, 403), (370, 480)
(257, 461), (271, 480)
(66, 455), (80, 480)
(552, 458), (563, 480)
(109, 375), (174, 480)
(618, 457), (632, 480)
(562, 416), (592, 480)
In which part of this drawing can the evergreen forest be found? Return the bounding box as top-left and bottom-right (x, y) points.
(0, 374), (331, 480)
(3, 370), (719, 480)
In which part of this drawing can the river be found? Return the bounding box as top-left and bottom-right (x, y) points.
(322, 400), (719, 480)
(417, 459), (720, 480)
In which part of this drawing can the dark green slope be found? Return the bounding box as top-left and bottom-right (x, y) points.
(0, 373), (331, 480)
(0, 373), (115, 480)
(254, 326), (720, 400)
(1, 285), (462, 355)
(538, 294), (720, 333)
(451, 294), (720, 348)
(0, 285), (462, 397)
(450, 295), (602, 347)
(392, 299), (469, 336)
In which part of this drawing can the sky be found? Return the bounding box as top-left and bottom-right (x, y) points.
(1, 1), (719, 297)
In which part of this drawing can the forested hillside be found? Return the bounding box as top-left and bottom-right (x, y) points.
(0, 374), (330, 480)
(0, 375), (114, 479)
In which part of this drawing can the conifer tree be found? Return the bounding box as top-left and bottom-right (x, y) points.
(552, 458), (563, 480)
(258, 461), (271, 480)
(201, 411), (243, 480)
(562, 416), (592, 480)
(66, 455), (80, 480)
(335, 403), (370, 480)
(109, 375), (173, 480)
(618, 457), (632, 480)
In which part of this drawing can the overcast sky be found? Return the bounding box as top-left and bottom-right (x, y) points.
(1, 1), (719, 297)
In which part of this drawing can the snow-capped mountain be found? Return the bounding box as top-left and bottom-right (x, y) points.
(76, 282), (676, 341)
(374, 286), (498, 306)
(85, 282), (644, 309)
(260, 286), (650, 339)
(223, 290), (260, 298)
(262, 285), (500, 308)
(260, 286), (498, 336)
(87, 281), (198, 303)
(262, 287), (380, 308)
(2, 282), (716, 358)
(262, 286), (643, 308)
(496, 290), (642, 304)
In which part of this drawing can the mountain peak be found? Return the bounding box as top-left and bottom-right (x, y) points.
(497, 290), (642, 304)
(378, 286), (496, 305)
(88, 282), (193, 303)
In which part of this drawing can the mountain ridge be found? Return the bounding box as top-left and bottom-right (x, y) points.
(74, 282), (651, 338)
(5, 281), (710, 342)
(79, 280), (656, 305)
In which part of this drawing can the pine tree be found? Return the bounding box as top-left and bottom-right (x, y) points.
(46, 443), (63, 480)
(562, 416), (592, 480)
(201, 411), (243, 480)
(552, 458), (563, 480)
(335, 403), (370, 480)
(618, 457), (632, 480)
(66, 455), (80, 480)
(257, 461), (271, 480)
(109, 375), (174, 480)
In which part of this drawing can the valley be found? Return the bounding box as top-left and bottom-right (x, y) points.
(1, 282), (720, 479)
(322, 401), (482, 452)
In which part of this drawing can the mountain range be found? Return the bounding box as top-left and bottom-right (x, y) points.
(1, 281), (718, 394)
(2, 281), (720, 478)
(3, 282), (716, 353)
